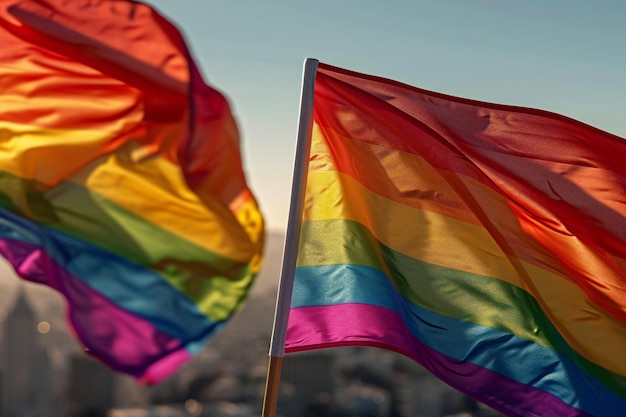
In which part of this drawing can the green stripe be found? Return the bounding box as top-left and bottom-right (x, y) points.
(0, 171), (253, 320)
(298, 218), (626, 394)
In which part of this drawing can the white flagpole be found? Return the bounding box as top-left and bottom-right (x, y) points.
(261, 58), (318, 417)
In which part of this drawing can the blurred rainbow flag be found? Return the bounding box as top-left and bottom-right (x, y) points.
(284, 61), (626, 416)
(0, 0), (263, 383)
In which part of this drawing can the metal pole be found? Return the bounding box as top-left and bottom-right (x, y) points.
(261, 57), (318, 417)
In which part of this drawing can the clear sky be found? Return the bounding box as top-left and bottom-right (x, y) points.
(144, 1), (625, 231)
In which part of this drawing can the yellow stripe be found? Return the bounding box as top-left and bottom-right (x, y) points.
(303, 168), (626, 374)
(0, 122), (259, 261)
(0, 117), (144, 184)
(74, 150), (258, 262)
(304, 170), (509, 278)
(232, 197), (265, 275)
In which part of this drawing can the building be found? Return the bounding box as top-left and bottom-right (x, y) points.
(1, 287), (53, 417)
(65, 353), (116, 417)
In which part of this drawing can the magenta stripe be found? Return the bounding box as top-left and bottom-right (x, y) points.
(140, 348), (192, 385)
(286, 304), (589, 417)
(1, 238), (189, 380)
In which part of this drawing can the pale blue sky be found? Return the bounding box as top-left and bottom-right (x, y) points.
(148, 0), (626, 232)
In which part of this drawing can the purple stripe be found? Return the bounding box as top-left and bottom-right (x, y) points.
(286, 304), (590, 417)
(1, 238), (189, 381)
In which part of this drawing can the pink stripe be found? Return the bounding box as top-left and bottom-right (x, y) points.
(286, 304), (589, 417)
(1, 238), (188, 382)
(140, 348), (192, 385)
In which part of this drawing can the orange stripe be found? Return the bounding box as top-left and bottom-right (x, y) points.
(310, 123), (478, 225)
(311, 122), (626, 323)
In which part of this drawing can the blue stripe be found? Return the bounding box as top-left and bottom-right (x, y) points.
(293, 263), (626, 415)
(292, 264), (398, 309)
(0, 209), (213, 342)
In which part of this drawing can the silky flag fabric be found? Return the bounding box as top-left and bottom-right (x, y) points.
(285, 62), (626, 416)
(0, 0), (264, 383)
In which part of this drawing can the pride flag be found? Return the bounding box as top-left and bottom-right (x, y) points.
(284, 62), (626, 416)
(0, 0), (263, 383)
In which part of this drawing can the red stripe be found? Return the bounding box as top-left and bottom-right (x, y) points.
(313, 65), (626, 322)
(314, 66), (626, 252)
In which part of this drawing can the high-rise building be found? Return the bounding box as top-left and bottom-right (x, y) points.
(1, 286), (52, 417)
(65, 353), (116, 417)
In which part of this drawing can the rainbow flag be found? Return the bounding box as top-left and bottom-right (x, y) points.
(0, 0), (264, 383)
(285, 62), (626, 416)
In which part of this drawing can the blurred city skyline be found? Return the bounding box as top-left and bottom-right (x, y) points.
(0, 231), (503, 417)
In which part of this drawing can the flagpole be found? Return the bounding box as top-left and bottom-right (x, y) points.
(261, 58), (318, 417)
